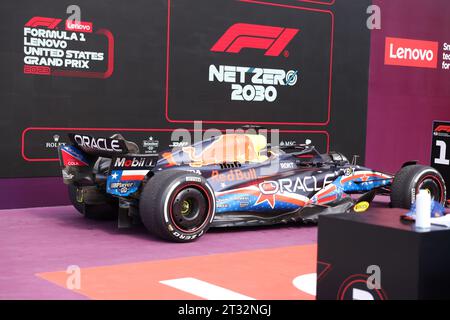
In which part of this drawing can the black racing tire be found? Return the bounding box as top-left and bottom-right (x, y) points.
(139, 170), (216, 242)
(68, 184), (118, 220)
(390, 165), (446, 209)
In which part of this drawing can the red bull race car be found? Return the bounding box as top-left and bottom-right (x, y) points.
(58, 130), (447, 242)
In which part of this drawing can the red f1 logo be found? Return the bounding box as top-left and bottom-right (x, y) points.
(211, 23), (299, 57)
(435, 125), (450, 133)
(25, 17), (62, 29)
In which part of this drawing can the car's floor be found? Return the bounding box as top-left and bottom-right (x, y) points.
(0, 196), (440, 300)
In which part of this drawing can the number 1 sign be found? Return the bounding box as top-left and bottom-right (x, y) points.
(431, 121), (450, 202)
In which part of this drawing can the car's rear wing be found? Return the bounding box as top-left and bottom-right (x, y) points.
(58, 134), (159, 196)
(67, 133), (129, 157)
(58, 133), (130, 186)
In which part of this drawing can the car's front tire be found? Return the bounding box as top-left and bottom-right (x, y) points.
(139, 170), (216, 242)
(390, 165), (446, 209)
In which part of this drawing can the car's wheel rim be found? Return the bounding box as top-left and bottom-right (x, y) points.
(170, 186), (209, 232)
(417, 175), (444, 203)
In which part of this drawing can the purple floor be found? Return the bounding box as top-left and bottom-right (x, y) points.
(0, 205), (317, 299)
(2, 196), (445, 300)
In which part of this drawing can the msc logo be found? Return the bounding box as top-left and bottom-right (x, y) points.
(211, 23), (299, 57)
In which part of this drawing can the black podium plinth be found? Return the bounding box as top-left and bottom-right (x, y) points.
(316, 209), (450, 300)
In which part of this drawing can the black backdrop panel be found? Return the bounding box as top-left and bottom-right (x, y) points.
(167, 0), (333, 124)
(0, 0), (371, 178)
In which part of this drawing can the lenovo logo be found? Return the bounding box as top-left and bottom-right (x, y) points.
(65, 20), (93, 33)
(211, 23), (299, 57)
(385, 37), (438, 69)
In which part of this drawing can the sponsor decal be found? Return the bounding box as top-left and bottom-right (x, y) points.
(61, 151), (87, 166)
(171, 232), (199, 241)
(60, 145), (89, 166)
(112, 155), (157, 170)
(353, 201), (370, 213)
(260, 175), (335, 195)
(280, 140), (297, 147)
(211, 23), (299, 57)
(210, 169), (257, 182)
(142, 136), (159, 155)
(45, 134), (66, 149)
(186, 176), (202, 183)
(280, 162), (295, 170)
(109, 181), (135, 194)
(107, 171), (144, 196)
(169, 141), (189, 148)
(385, 37), (438, 69)
(110, 170), (149, 182)
(109, 181), (134, 189)
(70, 134), (126, 153)
(255, 174), (335, 208)
(23, 15), (114, 78)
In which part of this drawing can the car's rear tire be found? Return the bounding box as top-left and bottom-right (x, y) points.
(68, 185), (118, 220)
(390, 165), (446, 209)
(139, 170), (216, 242)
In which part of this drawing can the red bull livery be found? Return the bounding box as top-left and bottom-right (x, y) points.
(58, 129), (447, 242)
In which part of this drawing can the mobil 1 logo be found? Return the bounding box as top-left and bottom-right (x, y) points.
(111, 155), (159, 170)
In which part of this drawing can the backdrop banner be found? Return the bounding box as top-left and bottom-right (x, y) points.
(0, 0), (371, 208)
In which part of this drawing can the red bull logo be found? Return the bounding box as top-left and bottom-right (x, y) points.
(211, 169), (257, 183)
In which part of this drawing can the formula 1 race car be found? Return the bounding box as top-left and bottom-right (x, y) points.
(58, 130), (447, 242)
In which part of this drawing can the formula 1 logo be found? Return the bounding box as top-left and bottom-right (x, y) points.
(25, 17), (62, 29)
(209, 23), (300, 102)
(435, 125), (450, 133)
(23, 15), (114, 78)
(24, 16), (92, 33)
(211, 23), (299, 57)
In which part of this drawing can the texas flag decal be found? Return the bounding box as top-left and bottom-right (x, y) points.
(109, 170), (149, 182)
